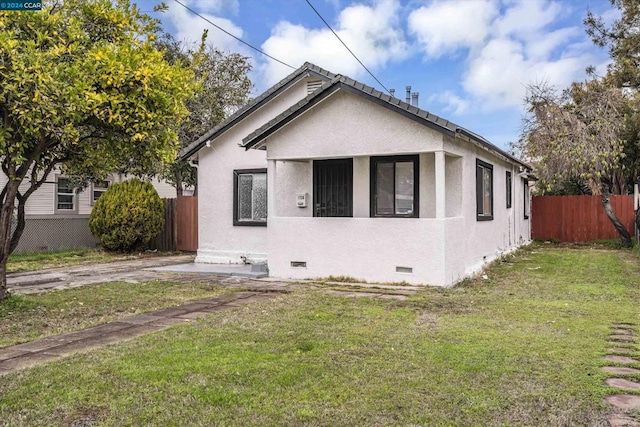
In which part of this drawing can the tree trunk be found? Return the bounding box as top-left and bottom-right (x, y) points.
(175, 168), (183, 197)
(0, 261), (7, 301)
(601, 185), (633, 247)
(0, 180), (20, 302)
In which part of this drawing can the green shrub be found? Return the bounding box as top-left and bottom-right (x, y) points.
(89, 179), (165, 252)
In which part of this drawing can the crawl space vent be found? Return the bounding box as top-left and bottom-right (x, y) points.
(396, 266), (413, 274)
(291, 261), (307, 268)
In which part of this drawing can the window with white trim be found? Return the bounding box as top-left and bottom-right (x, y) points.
(92, 180), (110, 203)
(56, 177), (75, 211)
(233, 169), (267, 226)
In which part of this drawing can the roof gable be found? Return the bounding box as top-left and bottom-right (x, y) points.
(241, 74), (531, 170)
(179, 62), (337, 160)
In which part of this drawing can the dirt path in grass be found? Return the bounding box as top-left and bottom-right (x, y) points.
(7, 255), (197, 295)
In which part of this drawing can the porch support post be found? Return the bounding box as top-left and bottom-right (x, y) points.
(268, 159), (277, 219)
(435, 150), (446, 219)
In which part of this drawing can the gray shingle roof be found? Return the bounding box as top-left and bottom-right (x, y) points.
(241, 73), (531, 170)
(179, 62), (338, 161)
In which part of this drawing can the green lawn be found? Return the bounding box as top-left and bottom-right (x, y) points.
(1, 245), (639, 426)
(6, 249), (180, 273)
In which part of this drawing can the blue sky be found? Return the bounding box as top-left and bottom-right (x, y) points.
(137, 0), (618, 151)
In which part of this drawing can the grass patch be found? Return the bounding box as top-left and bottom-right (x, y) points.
(1, 245), (640, 425)
(314, 275), (365, 283)
(6, 249), (182, 273)
(0, 280), (230, 348)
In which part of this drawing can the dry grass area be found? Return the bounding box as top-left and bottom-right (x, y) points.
(1, 245), (639, 426)
(0, 280), (231, 348)
(6, 249), (179, 273)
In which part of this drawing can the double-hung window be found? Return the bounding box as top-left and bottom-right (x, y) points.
(370, 155), (419, 217)
(313, 159), (353, 217)
(92, 180), (110, 203)
(233, 169), (267, 226)
(56, 177), (75, 212)
(476, 159), (493, 221)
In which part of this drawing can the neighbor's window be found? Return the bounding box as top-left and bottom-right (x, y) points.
(506, 171), (512, 209)
(92, 180), (110, 203)
(524, 179), (530, 219)
(370, 155), (419, 218)
(233, 169), (267, 226)
(476, 159), (493, 221)
(56, 177), (75, 211)
(313, 158), (353, 217)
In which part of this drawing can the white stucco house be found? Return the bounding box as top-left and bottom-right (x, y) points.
(182, 62), (533, 286)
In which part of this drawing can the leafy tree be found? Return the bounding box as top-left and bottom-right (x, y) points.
(155, 32), (252, 195)
(0, 0), (198, 301)
(518, 79), (633, 246)
(533, 176), (593, 196)
(585, 0), (640, 90)
(89, 179), (164, 252)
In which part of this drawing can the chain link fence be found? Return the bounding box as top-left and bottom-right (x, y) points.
(12, 216), (100, 253)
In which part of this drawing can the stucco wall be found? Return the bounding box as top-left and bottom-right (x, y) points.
(268, 217), (446, 285)
(265, 91), (445, 160)
(275, 161), (312, 218)
(442, 137), (531, 284)
(445, 155), (463, 217)
(196, 77), (317, 264)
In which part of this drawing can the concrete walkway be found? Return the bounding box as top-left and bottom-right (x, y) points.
(8, 255), (197, 295)
(0, 290), (280, 377)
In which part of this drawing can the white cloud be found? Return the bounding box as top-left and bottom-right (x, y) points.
(494, 0), (561, 38)
(196, 0), (239, 15)
(410, 0), (599, 112)
(463, 38), (588, 108)
(408, 0), (498, 59)
(259, 0), (408, 86)
(165, 1), (245, 52)
(432, 90), (471, 115)
(525, 27), (581, 59)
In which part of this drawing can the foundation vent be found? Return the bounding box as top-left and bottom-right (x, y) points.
(396, 266), (413, 274)
(291, 261), (307, 268)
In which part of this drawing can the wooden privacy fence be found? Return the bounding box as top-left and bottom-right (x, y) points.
(151, 196), (198, 252)
(531, 195), (635, 242)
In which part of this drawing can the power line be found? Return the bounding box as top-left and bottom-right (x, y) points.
(304, 0), (392, 95)
(172, 0), (296, 70)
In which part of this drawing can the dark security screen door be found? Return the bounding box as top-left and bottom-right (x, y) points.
(313, 159), (353, 217)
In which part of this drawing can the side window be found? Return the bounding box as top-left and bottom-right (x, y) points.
(506, 171), (512, 209)
(56, 177), (76, 213)
(524, 179), (530, 219)
(370, 155), (419, 218)
(476, 159), (493, 221)
(233, 169), (267, 226)
(313, 159), (353, 217)
(92, 180), (110, 204)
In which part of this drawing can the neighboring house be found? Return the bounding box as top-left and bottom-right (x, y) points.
(0, 171), (179, 252)
(182, 62), (533, 286)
